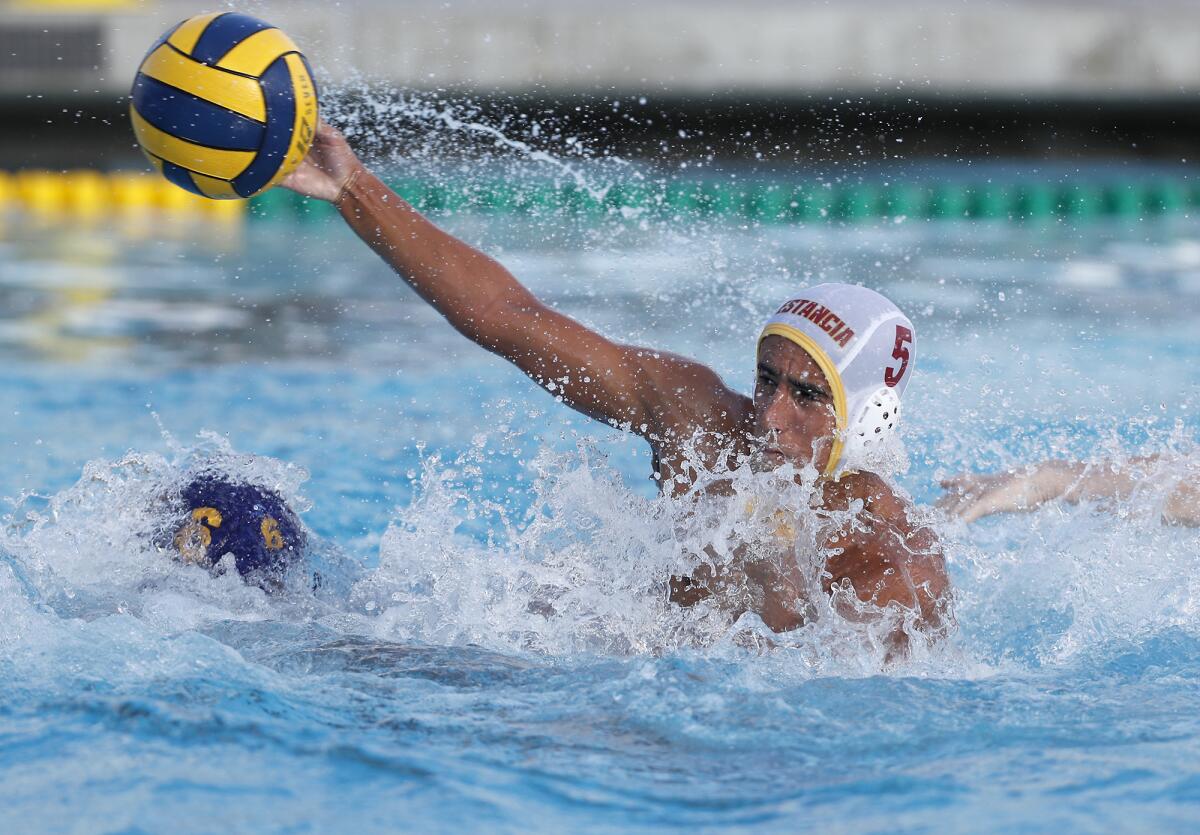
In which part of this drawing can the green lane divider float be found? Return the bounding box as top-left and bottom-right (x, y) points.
(249, 177), (1200, 224)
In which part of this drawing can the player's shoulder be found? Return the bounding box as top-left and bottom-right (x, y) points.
(823, 469), (911, 521)
(625, 345), (726, 385)
(624, 345), (749, 420)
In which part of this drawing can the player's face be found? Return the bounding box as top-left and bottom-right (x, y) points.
(752, 336), (838, 473)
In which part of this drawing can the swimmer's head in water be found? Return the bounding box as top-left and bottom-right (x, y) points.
(170, 476), (306, 585)
(754, 283), (915, 478)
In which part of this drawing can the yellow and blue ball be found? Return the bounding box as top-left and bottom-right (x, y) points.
(130, 12), (319, 200)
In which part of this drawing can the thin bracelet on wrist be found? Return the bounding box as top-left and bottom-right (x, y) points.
(334, 167), (364, 207)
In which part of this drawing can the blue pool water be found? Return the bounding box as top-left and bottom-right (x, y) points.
(2, 200), (1200, 831)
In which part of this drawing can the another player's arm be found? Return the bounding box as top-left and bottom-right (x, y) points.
(938, 455), (1200, 527)
(284, 121), (729, 436)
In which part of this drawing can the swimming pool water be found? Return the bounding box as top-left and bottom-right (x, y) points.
(2, 205), (1200, 831)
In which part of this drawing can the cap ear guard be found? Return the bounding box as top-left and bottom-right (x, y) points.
(173, 518), (213, 565)
(838, 385), (901, 474)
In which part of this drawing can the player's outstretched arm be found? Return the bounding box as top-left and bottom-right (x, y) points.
(938, 456), (1200, 527)
(282, 121), (733, 438)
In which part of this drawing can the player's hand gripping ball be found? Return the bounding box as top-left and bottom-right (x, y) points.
(130, 12), (319, 199)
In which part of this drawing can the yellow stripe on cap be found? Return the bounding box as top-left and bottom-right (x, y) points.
(166, 12), (225, 56)
(130, 106), (255, 180)
(258, 52), (318, 193)
(759, 323), (848, 478)
(215, 27), (299, 76)
(188, 171), (240, 200)
(139, 43), (266, 123)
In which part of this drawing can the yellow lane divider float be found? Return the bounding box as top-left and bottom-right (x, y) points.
(0, 170), (245, 223)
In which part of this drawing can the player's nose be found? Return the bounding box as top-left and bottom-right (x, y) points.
(760, 388), (791, 432)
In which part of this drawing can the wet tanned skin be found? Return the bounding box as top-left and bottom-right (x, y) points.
(667, 337), (949, 642)
(283, 122), (951, 646)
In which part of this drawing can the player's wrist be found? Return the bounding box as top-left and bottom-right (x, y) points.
(333, 164), (367, 207)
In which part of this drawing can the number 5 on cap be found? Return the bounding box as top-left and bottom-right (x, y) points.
(884, 325), (912, 387)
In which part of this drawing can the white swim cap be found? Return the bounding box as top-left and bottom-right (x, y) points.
(758, 283), (915, 478)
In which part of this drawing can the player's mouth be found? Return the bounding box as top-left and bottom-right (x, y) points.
(761, 446), (787, 463)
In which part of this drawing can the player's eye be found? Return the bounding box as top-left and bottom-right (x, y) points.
(792, 384), (824, 402)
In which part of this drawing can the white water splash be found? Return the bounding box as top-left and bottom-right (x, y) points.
(349, 430), (951, 674)
(2, 425), (1198, 681)
(0, 433), (326, 630)
(323, 79), (630, 203)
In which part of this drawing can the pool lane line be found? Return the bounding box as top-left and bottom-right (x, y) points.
(2, 170), (1197, 226)
(0, 170), (244, 222)
(247, 176), (1200, 224)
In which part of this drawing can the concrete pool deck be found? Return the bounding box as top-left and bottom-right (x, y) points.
(1, 0), (1199, 99)
(2, 1), (1200, 168)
